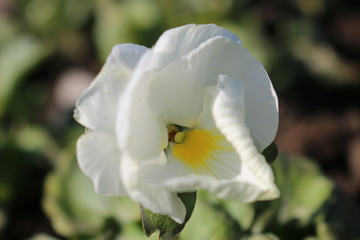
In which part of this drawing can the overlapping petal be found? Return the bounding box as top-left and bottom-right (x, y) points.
(186, 39), (278, 151)
(146, 37), (237, 127)
(74, 44), (148, 132)
(75, 44), (148, 196)
(116, 69), (168, 165)
(213, 75), (279, 199)
(140, 24), (241, 71)
(121, 152), (186, 223)
(77, 131), (126, 195)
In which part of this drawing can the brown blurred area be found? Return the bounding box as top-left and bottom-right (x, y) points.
(269, 0), (360, 200)
(277, 89), (360, 199)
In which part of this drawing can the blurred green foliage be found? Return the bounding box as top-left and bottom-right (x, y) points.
(1, 0), (360, 239)
(42, 152), (360, 239)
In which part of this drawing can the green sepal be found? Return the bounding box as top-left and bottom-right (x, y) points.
(141, 192), (197, 240)
(262, 142), (278, 164)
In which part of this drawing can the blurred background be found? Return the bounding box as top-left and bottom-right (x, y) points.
(1, 0), (360, 239)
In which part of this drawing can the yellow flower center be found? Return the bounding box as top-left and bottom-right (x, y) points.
(172, 129), (218, 169)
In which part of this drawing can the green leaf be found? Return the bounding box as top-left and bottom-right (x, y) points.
(43, 141), (140, 237)
(262, 142), (278, 164)
(141, 192), (196, 240)
(322, 188), (360, 239)
(222, 201), (255, 231)
(272, 155), (334, 226)
(180, 191), (240, 240)
(242, 233), (280, 240)
(118, 222), (158, 240)
(0, 35), (49, 116)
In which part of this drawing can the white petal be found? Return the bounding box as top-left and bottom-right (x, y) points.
(143, 24), (241, 71)
(235, 50), (278, 152)
(116, 69), (168, 166)
(138, 187), (186, 224)
(186, 38), (278, 151)
(108, 44), (149, 69)
(77, 131), (127, 196)
(121, 153), (186, 223)
(146, 57), (201, 127)
(213, 75), (279, 200)
(139, 160), (274, 203)
(144, 37), (241, 127)
(74, 44), (148, 132)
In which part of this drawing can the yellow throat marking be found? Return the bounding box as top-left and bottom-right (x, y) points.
(172, 129), (218, 169)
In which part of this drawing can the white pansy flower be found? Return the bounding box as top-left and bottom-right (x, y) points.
(74, 24), (279, 224)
